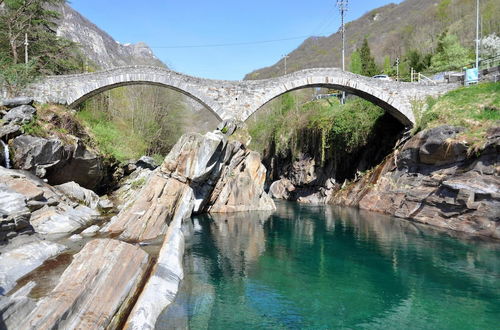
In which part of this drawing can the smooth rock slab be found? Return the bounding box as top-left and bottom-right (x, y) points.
(22, 239), (151, 330)
(103, 174), (194, 242)
(124, 214), (185, 329)
(30, 204), (99, 235)
(0, 239), (66, 293)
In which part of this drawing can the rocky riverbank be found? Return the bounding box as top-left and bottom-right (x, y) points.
(267, 124), (500, 239)
(0, 109), (274, 329)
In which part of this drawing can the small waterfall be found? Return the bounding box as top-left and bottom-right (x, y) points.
(1, 140), (10, 169)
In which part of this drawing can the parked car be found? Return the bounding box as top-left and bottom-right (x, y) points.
(372, 74), (392, 81)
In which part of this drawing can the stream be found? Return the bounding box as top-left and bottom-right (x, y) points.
(157, 201), (500, 329)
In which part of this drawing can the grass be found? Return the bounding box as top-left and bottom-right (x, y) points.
(76, 109), (148, 162)
(414, 82), (500, 148)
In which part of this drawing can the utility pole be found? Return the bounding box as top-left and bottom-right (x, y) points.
(336, 0), (348, 104)
(282, 54), (289, 75)
(24, 33), (29, 67)
(396, 57), (400, 82)
(475, 0), (480, 70)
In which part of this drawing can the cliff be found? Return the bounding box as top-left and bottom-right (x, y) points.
(54, 3), (165, 69)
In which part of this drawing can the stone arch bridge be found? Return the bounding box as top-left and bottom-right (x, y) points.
(27, 66), (457, 126)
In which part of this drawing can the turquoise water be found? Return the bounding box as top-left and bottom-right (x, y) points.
(158, 201), (500, 329)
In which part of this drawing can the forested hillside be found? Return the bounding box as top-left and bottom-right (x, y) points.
(245, 0), (500, 80)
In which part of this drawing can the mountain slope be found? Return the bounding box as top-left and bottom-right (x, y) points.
(245, 0), (500, 80)
(54, 4), (164, 69)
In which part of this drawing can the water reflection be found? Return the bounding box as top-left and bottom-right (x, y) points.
(158, 201), (500, 330)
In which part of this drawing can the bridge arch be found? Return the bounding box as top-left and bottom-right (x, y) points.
(238, 70), (417, 126)
(28, 66), (457, 127)
(67, 80), (223, 121)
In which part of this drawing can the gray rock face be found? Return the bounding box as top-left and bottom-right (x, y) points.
(136, 155), (158, 170)
(46, 141), (104, 190)
(53, 4), (164, 69)
(1, 97), (34, 108)
(0, 281), (37, 329)
(397, 125), (467, 169)
(11, 136), (103, 190)
(0, 123), (22, 140)
(334, 125), (500, 239)
(3, 105), (36, 124)
(11, 135), (70, 177)
(30, 204), (99, 235)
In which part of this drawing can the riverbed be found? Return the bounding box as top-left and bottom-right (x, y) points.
(158, 201), (500, 329)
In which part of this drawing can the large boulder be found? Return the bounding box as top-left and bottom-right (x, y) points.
(102, 175), (194, 242)
(54, 181), (100, 209)
(397, 125), (467, 169)
(11, 136), (103, 190)
(11, 135), (70, 177)
(1, 97), (34, 108)
(0, 124), (22, 141)
(269, 178), (295, 199)
(161, 131), (227, 182)
(3, 105), (36, 124)
(22, 239), (151, 330)
(46, 141), (104, 190)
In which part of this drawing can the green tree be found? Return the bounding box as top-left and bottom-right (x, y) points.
(404, 49), (431, 72)
(429, 34), (473, 72)
(0, 0), (83, 93)
(383, 55), (393, 75)
(359, 38), (378, 76)
(350, 50), (362, 74)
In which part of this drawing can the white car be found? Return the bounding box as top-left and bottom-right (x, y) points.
(372, 74), (392, 81)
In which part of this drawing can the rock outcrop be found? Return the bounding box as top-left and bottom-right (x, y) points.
(103, 126), (275, 243)
(332, 125), (500, 239)
(22, 239), (151, 329)
(0, 166), (100, 242)
(11, 135), (104, 190)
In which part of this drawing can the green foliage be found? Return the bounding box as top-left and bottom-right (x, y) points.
(0, 58), (38, 95)
(436, 0), (452, 23)
(21, 118), (46, 137)
(350, 50), (362, 74)
(430, 34), (473, 72)
(78, 85), (218, 162)
(413, 82), (500, 144)
(359, 38), (379, 76)
(130, 177), (146, 190)
(404, 49), (432, 73)
(0, 0), (83, 94)
(248, 91), (385, 158)
(383, 56), (392, 75)
(77, 108), (148, 162)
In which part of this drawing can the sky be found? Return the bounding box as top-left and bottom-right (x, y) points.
(70, 0), (403, 80)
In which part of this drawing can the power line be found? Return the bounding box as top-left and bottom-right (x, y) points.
(146, 35), (311, 49)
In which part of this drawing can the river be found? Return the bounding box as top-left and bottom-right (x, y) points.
(157, 201), (500, 329)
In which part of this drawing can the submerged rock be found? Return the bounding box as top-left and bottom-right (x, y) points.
(22, 239), (151, 330)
